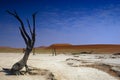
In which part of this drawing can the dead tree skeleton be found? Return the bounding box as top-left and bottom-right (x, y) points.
(52, 48), (56, 56)
(5, 10), (37, 75)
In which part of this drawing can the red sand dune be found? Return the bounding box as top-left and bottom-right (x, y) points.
(1, 44), (120, 53)
(48, 44), (120, 48)
(47, 44), (120, 53)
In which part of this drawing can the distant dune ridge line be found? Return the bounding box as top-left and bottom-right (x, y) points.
(48, 44), (120, 48)
(1, 44), (120, 53)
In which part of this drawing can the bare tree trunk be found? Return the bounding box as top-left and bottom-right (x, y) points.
(5, 10), (37, 75)
(52, 48), (56, 56)
(23, 48), (25, 53)
(33, 48), (35, 55)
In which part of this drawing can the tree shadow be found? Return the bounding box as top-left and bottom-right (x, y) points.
(0, 68), (13, 75)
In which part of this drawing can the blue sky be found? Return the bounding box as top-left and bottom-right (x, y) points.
(1, 0), (120, 48)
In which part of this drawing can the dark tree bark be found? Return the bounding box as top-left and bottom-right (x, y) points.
(5, 10), (37, 75)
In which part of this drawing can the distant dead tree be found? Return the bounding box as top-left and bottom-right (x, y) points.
(49, 45), (57, 56)
(23, 48), (25, 53)
(52, 48), (56, 56)
(3, 10), (37, 75)
(33, 48), (35, 55)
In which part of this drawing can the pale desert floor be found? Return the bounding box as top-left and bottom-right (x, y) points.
(0, 53), (120, 80)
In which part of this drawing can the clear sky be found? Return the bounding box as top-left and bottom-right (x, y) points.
(1, 0), (120, 48)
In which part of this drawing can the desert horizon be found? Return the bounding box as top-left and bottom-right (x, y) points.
(1, 43), (120, 54)
(1, 0), (120, 80)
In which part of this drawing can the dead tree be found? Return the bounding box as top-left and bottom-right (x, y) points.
(33, 48), (35, 55)
(52, 48), (56, 56)
(5, 10), (37, 75)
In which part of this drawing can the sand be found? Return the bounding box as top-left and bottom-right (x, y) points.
(0, 53), (119, 80)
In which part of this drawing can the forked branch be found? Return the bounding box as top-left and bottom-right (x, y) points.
(5, 10), (37, 75)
